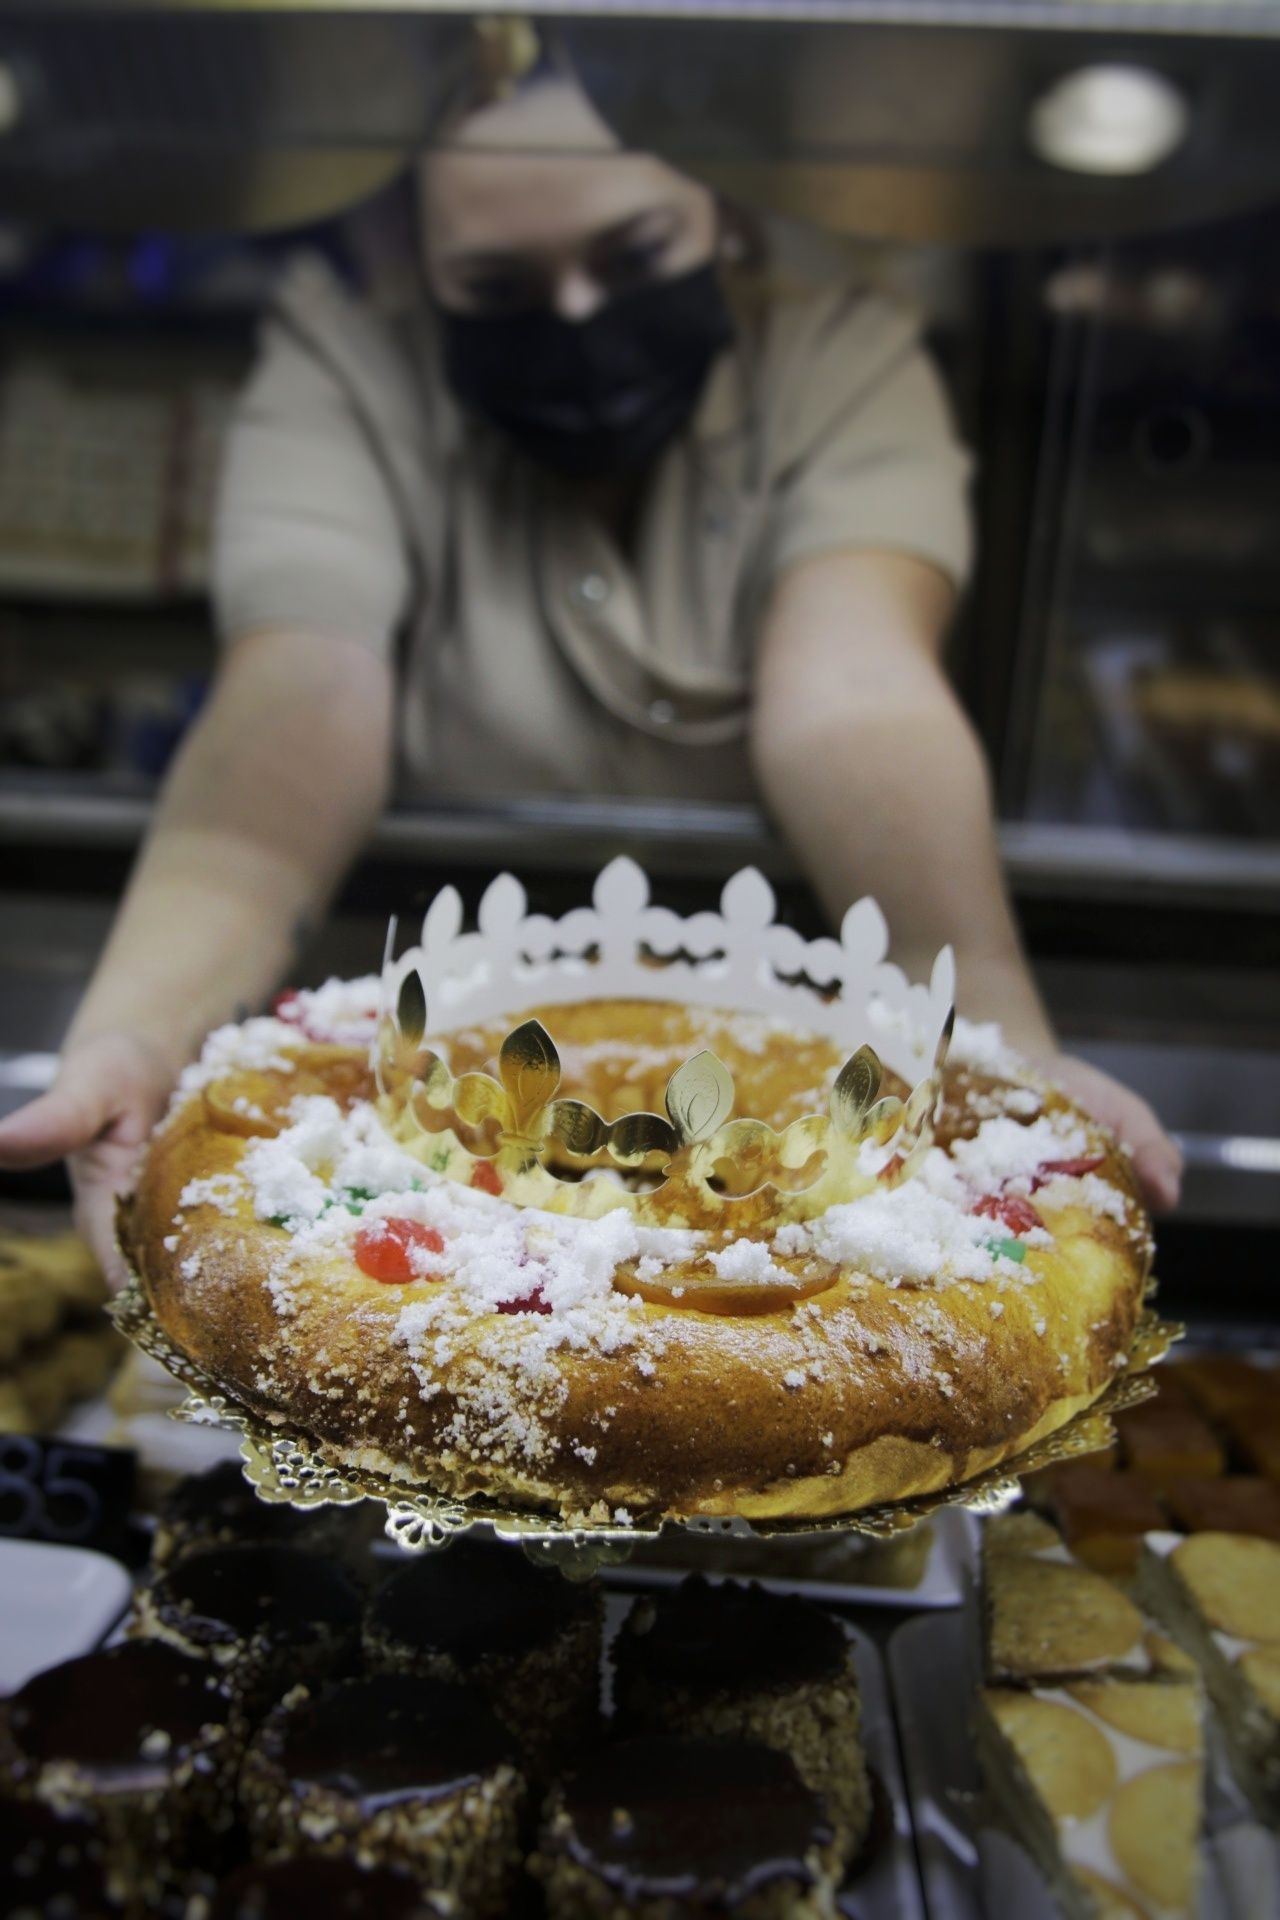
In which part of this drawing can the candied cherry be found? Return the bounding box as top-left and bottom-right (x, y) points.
(497, 1285), (553, 1316)
(470, 1161), (504, 1196)
(271, 989), (328, 1044)
(355, 1217), (444, 1284)
(1030, 1154), (1104, 1192)
(972, 1192), (1043, 1237)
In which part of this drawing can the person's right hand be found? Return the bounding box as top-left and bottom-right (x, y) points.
(0, 1032), (176, 1292)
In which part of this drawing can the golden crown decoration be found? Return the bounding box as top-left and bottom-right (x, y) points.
(375, 859), (955, 1228)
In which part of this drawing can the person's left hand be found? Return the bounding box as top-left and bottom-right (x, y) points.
(1034, 1051), (1182, 1214)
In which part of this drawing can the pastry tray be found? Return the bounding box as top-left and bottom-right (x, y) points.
(595, 1506), (978, 1611)
(887, 1610), (1278, 1920)
(109, 1276), (1179, 1573)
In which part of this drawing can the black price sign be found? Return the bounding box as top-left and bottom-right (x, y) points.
(0, 1433), (135, 1552)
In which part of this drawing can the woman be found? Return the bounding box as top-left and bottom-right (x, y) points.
(0, 48), (1181, 1279)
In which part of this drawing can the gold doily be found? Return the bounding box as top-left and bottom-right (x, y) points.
(109, 1278), (1178, 1578)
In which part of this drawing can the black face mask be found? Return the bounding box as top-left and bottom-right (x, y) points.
(437, 262), (734, 479)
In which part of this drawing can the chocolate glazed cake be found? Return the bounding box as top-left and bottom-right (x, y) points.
(363, 1538), (602, 1778)
(238, 1673), (525, 1916)
(0, 1793), (111, 1920)
(208, 1855), (448, 1918)
(3, 1641), (236, 1916)
(613, 1578), (869, 1858)
(533, 1734), (840, 1918)
(129, 1543), (363, 1721)
(150, 1460), (367, 1570)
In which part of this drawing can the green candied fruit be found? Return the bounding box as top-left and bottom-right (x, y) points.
(428, 1148), (452, 1173)
(987, 1236), (1027, 1264)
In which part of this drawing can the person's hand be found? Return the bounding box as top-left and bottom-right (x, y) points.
(1034, 1050), (1183, 1214)
(0, 1032), (176, 1292)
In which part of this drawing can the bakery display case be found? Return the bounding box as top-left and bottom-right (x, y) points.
(0, 7), (1279, 1915)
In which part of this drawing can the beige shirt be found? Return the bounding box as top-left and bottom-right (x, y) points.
(213, 230), (972, 802)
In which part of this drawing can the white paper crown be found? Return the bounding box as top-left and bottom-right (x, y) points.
(376, 858), (955, 1226)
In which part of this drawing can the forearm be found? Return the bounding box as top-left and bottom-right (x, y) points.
(67, 629), (393, 1074)
(752, 551), (1055, 1056)
(756, 694), (1053, 1050)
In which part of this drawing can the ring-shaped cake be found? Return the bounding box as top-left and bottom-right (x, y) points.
(120, 979), (1151, 1527)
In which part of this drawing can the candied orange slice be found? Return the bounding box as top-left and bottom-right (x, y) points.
(614, 1263), (835, 1317)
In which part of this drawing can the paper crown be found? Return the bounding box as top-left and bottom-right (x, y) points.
(376, 858), (955, 1227)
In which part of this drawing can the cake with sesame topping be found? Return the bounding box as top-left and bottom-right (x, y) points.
(128, 1542), (363, 1722)
(531, 1733), (840, 1918)
(238, 1673), (525, 1913)
(613, 1577), (870, 1859)
(363, 1535), (603, 1779)
(119, 971), (1151, 1527)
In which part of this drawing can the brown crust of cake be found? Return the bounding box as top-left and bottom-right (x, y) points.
(119, 1007), (1150, 1525)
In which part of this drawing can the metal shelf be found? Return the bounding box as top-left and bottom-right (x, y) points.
(3, 781), (1278, 905)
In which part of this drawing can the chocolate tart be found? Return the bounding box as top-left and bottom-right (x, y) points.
(363, 1537), (602, 1778)
(207, 1856), (447, 1918)
(613, 1577), (868, 1856)
(150, 1460), (371, 1571)
(533, 1734), (839, 1918)
(129, 1543), (362, 1720)
(238, 1673), (524, 1915)
(3, 1641), (235, 1916)
(0, 1793), (111, 1920)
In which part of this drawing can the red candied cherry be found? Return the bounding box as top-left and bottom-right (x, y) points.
(497, 1284), (553, 1316)
(972, 1191), (1044, 1236)
(470, 1160), (504, 1196)
(1029, 1154), (1104, 1192)
(355, 1217), (444, 1284)
(271, 989), (327, 1044)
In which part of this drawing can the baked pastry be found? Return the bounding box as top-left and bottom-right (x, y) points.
(975, 1677), (1205, 1920)
(1171, 1354), (1276, 1422)
(984, 1546), (1150, 1684)
(980, 1517), (1191, 1683)
(120, 947), (1151, 1524)
(128, 1542), (362, 1720)
(363, 1536), (602, 1778)
(1138, 1530), (1280, 1818)
(3, 1640), (237, 1913)
(1162, 1473), (1280, 1544)
(208, 1856), (448, 1918)
(0, 1230), (119, 1434)
(1030, 1462), (1167, 1576)
(1113, 1400), (1225, 1489)
(1221, 1401), (1280, 1483)
(612, 1577), (869, 1856)
(0, 1229), (105, 1363)
(239, 1673), (524, 1913)
(0, 1320), (122, 1434)
(532, 1733), (839, 1918)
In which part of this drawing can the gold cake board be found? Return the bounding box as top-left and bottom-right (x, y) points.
(109, 1277), (1178, 1576)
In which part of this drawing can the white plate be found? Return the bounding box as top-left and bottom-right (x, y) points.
(0, 1538), (132, 1695)
(602, 1593), (925, 1919)
(599, 1506), (976, 1610)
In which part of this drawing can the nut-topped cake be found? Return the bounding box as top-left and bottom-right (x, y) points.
(119, 863), (1152, 1527)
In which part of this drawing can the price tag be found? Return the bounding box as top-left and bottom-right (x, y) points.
(0, 1433), (136, 1554)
